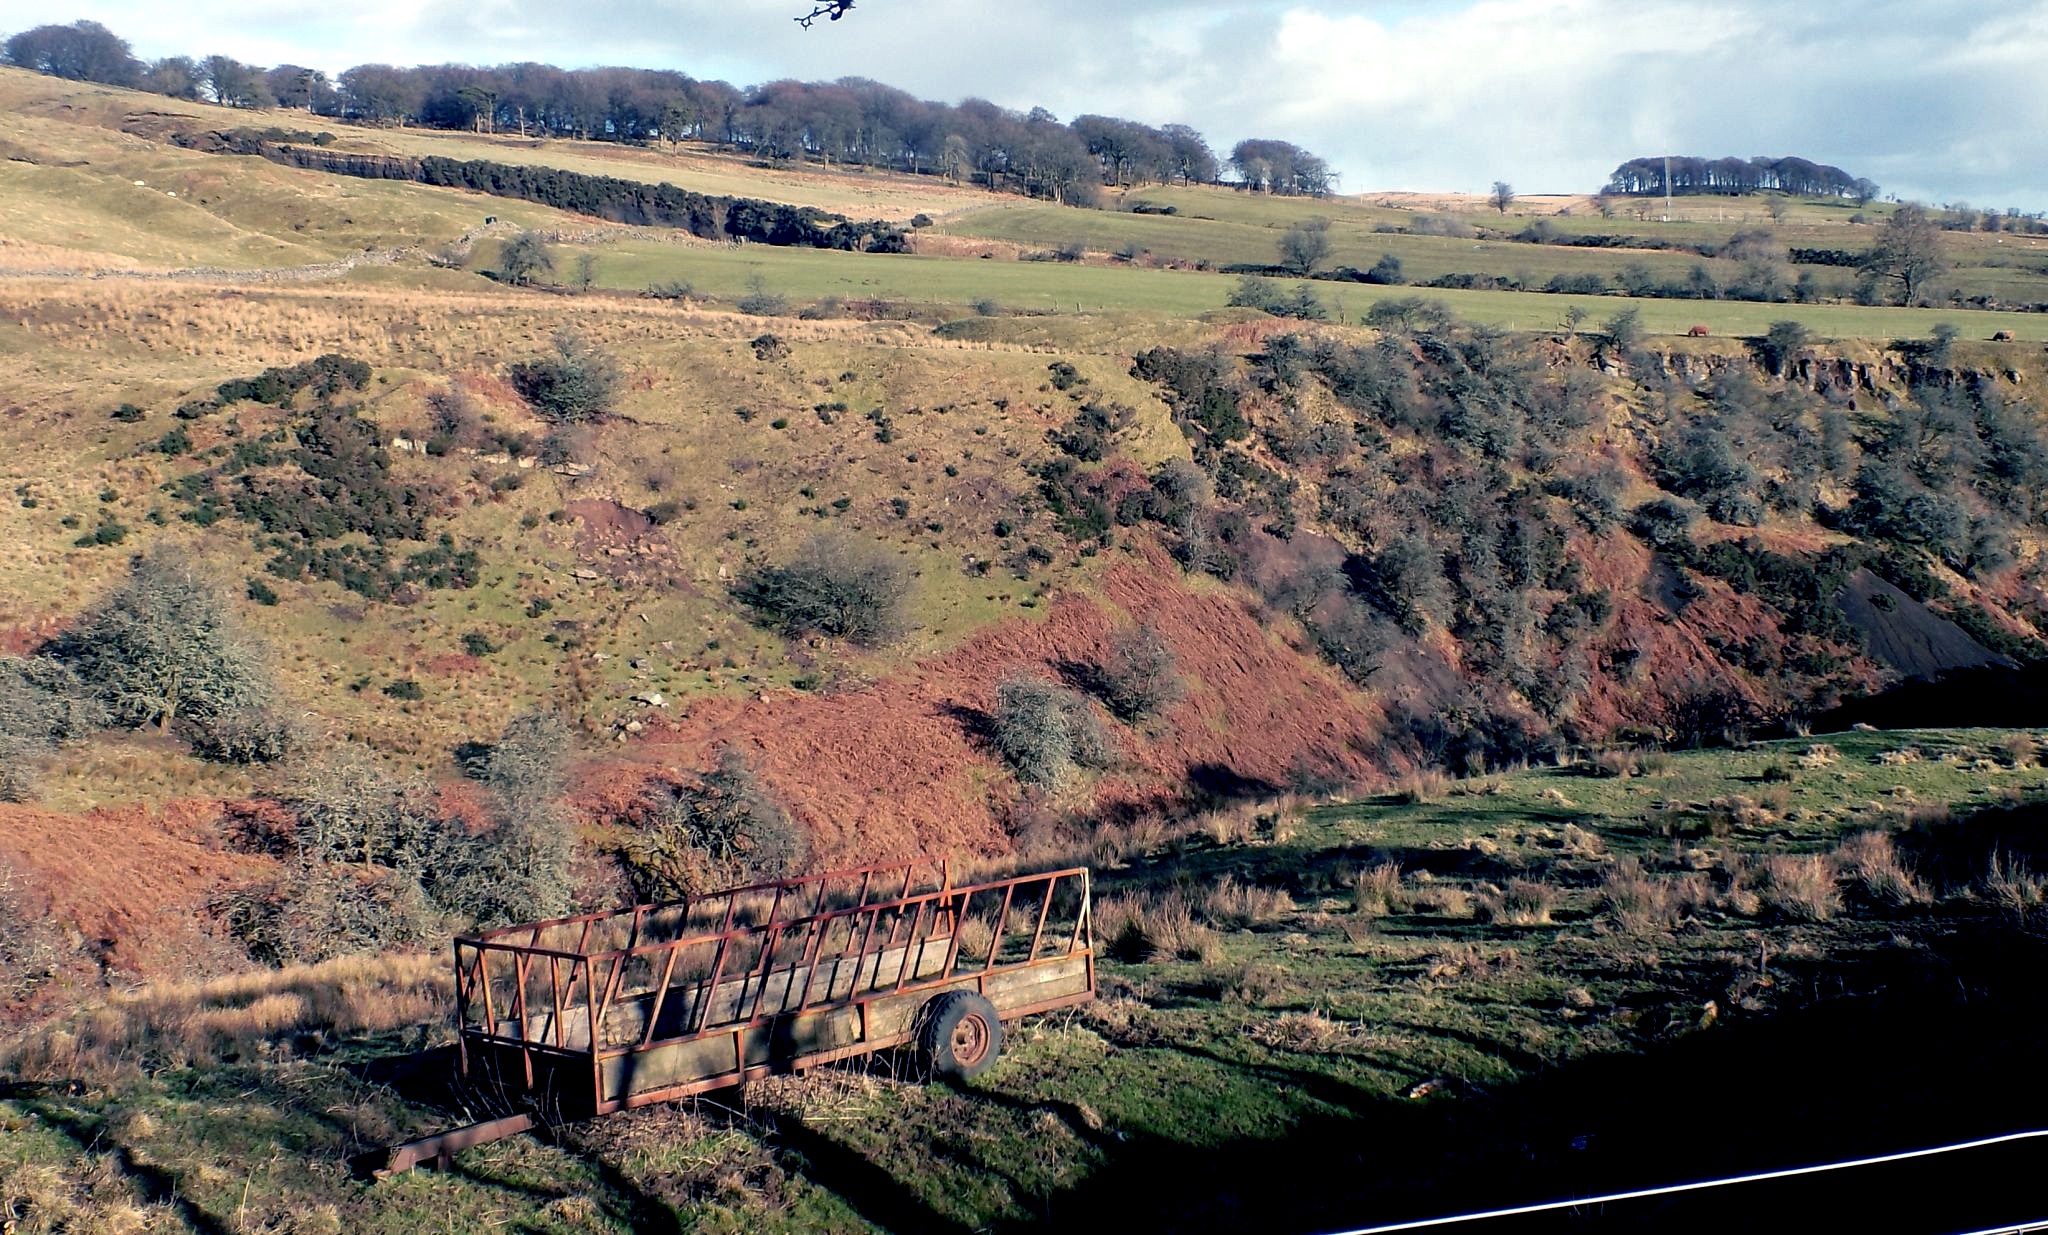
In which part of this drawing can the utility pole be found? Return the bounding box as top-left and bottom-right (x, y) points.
(1663, 155), (1673, 223)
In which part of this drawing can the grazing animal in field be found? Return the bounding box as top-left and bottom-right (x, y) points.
(1992, 330), (2016, 342)
(1687, 324), (1711, 337)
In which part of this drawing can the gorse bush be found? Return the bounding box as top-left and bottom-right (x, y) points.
(510, 331), (622, 423)
(735, 534), (911, 645)
(625, 749), (806, 898)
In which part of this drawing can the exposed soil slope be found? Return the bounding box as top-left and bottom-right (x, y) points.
(604, 553), (1387, 864)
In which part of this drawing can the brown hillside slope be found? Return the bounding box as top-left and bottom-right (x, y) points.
(0, 798), (272, 976)
(603, 553), (1388, 864)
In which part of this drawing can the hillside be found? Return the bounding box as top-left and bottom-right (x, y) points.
(5, 62), (2048, 1234)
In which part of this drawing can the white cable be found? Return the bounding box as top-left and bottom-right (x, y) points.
(1322, 1128), (2048, 1235)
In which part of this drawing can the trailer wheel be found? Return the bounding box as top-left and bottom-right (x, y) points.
(917, 991), (1003, 1080)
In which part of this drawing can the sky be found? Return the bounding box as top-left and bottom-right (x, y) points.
(5, 0), (2046, 210)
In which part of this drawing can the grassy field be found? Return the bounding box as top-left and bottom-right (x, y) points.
(559, 238), (2048, 341)
(7, 727), (2048, 1231)
(946, 186), (2048, 310)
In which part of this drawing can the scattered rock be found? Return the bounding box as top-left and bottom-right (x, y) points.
(632, 691), (667, 707)
(571, 568), (600, 581)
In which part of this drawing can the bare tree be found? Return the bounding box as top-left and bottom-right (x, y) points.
(1490, 181), (1516, 215)
(1277, 217), (1333, 277)
(1860, 205), (1947, 305)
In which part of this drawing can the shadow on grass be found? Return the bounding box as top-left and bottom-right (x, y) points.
(980, 920), (2048, 1233)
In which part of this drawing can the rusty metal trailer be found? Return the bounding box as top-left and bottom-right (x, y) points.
(379, 859), (1095, 1174)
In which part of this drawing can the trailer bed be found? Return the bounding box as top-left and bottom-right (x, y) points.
(450, 860), (1095, 1120)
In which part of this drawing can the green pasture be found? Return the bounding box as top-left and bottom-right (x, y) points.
(568, 237), (2048, 342)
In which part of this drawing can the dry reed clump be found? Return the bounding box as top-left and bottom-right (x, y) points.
(1245, 1009), (1369, 1054)
(1197, 961), (1293, 1006)
(1834, 831), (1930, 907)
(1796, 744), (1839, 768)
(1996, 734), (2039, 769)
(1701, 795), (1778, 837)
(1409, 883), (1474, 919)
(3, 953), (451, 1081)
(1981, 852), (2048, 918)
(0, 1154), (178, 1235)
(1876, 747), (1922, 766)
(1757, 854), (1842, 922)
(1421, 942), (1525, 982)
(1474, 879), (1557, 926)
(1350, 864), (1408, 917)
(1589, 748), (1670, 779)
(1095, 891), (1223, 964)
(1393, 769), (1452, 804)
(1560, 824), (1606, 859)
(1199, 877), (1295, 929)
(953, 915), (997, 962)
(1199, 803), (1263, 847)
(1599, 858), (1711, 934)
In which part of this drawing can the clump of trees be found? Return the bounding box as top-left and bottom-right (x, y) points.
(1227, 276), (1328, 321)
(735, 534), (912, 645)
(4, 20), (1316, 205)
(1605, 154), (1877, 202)
(220, 711), (578, 965)
(1230, 139), (1334, 196)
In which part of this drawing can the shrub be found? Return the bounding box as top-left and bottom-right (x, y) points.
(509, 332), (622, 423)
(185, 705), (298, 764)
(1092, 626), (1183, 723)
(624, 749), (806, 898)
(990, 675), (1116, 787)
(738, 275), (791, 316)
(111, 402), (146, 422)
(220, 863), (445, 966)
(50, 550), (273, 733)
(751, 333), (790, 362)
(734, 534), (911, 645)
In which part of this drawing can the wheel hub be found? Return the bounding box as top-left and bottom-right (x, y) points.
(951, 1012), (991, 1065)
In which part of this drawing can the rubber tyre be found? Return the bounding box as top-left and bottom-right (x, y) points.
(917, 990), (1003, 1080)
